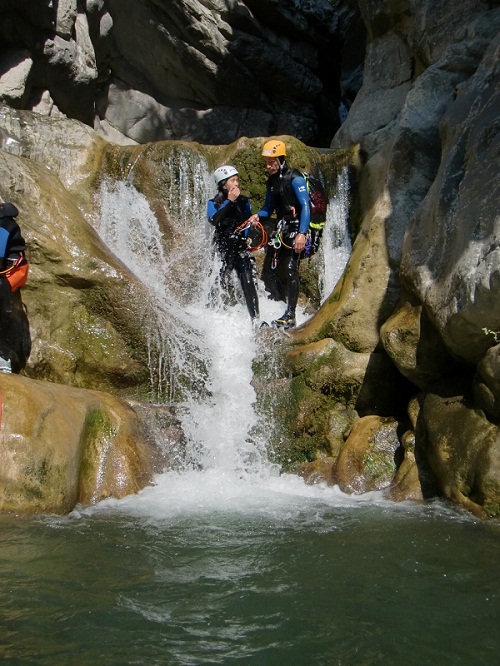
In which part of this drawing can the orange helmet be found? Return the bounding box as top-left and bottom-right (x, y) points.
(261, 140), (286, 158)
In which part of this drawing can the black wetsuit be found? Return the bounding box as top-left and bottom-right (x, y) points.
(207, 193), (259, 320)
(0, 202), (27, 313)
(258, 164), (310, 312)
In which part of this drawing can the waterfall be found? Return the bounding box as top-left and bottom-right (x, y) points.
(319, 166), (351, 303)
(98, 178), (208, 403)
(93, 148), (354, 516)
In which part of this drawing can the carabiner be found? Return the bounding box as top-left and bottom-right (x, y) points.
(269, 234), (281, 249)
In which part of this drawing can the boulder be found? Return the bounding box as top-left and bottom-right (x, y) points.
(286, 337), (402, 416)
(423, 384), (500, 518)
(380, 297), (458, 390)
(332, 415), (402, 494)
(473, 344), (500, 424)
(0, 50), (33, 107)
(0, 374), (164, 514)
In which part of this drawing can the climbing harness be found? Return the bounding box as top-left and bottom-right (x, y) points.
(266, 217), (311, 269)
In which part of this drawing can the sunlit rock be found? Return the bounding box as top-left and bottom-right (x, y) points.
(286, 337), (401, 416)
(0, 0), (342, 145)
(0, 133), (151, 394)
(0, 374), (164, 514)
(473, 344), (500, 424)
(423, 383), (500, 518)
(380, 298), (458, 390)
(400, 30), (500, 364)
(332, 415), (401, 494)
(0, 51), (33, 107)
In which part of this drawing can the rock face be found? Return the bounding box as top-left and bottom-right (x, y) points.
(0, 0), (351, 146)
(0, 107), (195, 513)
(280, 0), (500, 517)
(0, 374), (164, 514)
(0, 111), (151, 393)
(0, 0), (498, 519)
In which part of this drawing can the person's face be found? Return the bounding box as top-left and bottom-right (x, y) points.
(264, 157), (280, 176)
(224, 175), (239, 190)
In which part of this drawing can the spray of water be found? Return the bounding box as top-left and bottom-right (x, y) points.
(319, 166), (352, 303)
(91, 150), (363, 519)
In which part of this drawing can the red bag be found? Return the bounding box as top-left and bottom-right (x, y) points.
(0, 258), (29, 292)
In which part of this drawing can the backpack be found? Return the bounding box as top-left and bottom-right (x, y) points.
(0, 202), (28, 312)
(302, 172), (328, 257)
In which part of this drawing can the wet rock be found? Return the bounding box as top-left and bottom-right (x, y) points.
(0, 121), (151, 394)
(0, 374), (164, 514)
(473, 344), (500, 424)
(423, 384), (500, 518)
(332, 415), (401, 494)
(380, 298), (458, 390)
(286, 337), (402, 416)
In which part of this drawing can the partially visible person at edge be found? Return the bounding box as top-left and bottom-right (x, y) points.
(247, 139), (310, 329)
(207, 165), (260, 324)
(0, 200), (28, 373)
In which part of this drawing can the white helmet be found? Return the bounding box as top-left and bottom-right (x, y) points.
(214, 165), (238, 186)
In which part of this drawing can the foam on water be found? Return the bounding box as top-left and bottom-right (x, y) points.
(89, 158), (377, 522)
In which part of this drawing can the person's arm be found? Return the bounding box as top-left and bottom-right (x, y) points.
(256, 185), (274, 219)
(243, 198), (252, 219)
(291, 175), (311, 234)
(291, 175), (310, 252)
(207, 198), (237, 232)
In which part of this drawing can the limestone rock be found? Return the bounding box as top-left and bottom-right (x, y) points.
(380, 298), (458, 390)
(0, 0), (343, 145)
(286, 337), (401, 416)
(325, 405), (359, 458)
(0, 51), (33, 107)
(473, 344), (500, 424)
(294, 167), (397, 354)
(386, 428), (424, 503)
(332, 415), (401, 494)
(400, 27), (500, 364)
(0, 374), (164, 514)
(423, 385), (500, 518)
(0, 105), (107, 193)
(0, 131), (151, 394)
(55, 0), (78, 38)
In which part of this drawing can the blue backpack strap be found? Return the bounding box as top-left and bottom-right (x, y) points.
(0, 227), (9, 259)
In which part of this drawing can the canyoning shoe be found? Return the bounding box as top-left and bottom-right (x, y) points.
(272, 312), (296, 330)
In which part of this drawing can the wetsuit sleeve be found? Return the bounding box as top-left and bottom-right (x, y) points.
(256, 186), (274, 218)
(207, 199), (236, 232)
(206, 199), (218, 222)
(292, 175), (311, 234)
(243, 198), (252, 219)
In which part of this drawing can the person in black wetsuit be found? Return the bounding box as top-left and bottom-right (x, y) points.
(0, 201), (28, 373)
(247, 140), (310, 329)
(207, 165), (260, 323)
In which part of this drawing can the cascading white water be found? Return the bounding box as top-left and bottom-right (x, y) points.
(98, 154), (214, 403)
(92, 151), (362, 518)
(319, 166), (352, 303)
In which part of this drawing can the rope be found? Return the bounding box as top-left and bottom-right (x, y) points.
(0, 254), (23, 277)
(235, 219), (268, 252)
